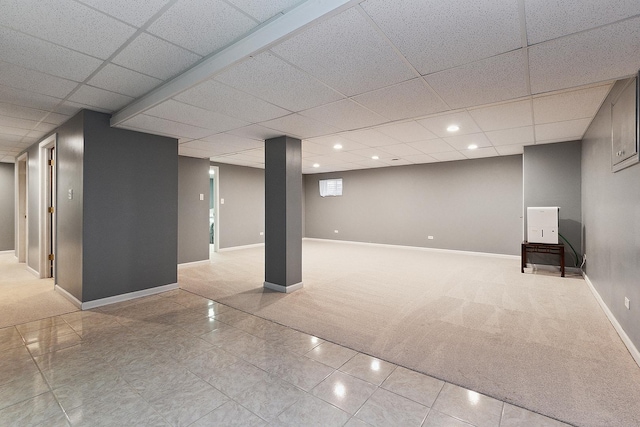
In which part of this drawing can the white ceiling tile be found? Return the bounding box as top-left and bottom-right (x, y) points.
(271, 7), (416, 96)
(226, 124), (282, 141)
(462, 146), (499, 159)
(120, 114), (212, 139)
(0, 61), (78, 99)
(405, 154), (437, 164)
(77, 0), (171, 27)
(0, 103), (47, 123)
(0, 116), (40, 131)
(302, 141), (338, 156)
(348, 147), (393, 160)
(199, 133), (263, 151)
(148, 0), (256, 56)
(0, 84), (65, 112)
(361, 0), (521, 75)
(486, 126), (535, 146)
(240, 147), (264, 158)
(181, 140), (241, 156)
(41, 112), (71, 126)
(495, 144), (525, 155)
(352, 78), (449, 121)
(525, 0), (640, 45)
(0, 0), (135, 59)
(0, 26), (102, 82)
(304, 155), (352, 167)
(61, 101), (110, 114)
(0, 125), (29, 137)
(417, 111), (482, 137)
(226, 0), (302, 22)
(178, 146), (211, 158)
(68, 86), (134, 111)
(175, 80), (290, 123)
(376, 121), (438, 143)
(407, 139), (456, 154)
(444, 133), (492, 151)
(430, 151), (466, 162)
(300, 99), (387, 131)
(382, 158), (413, 167)
(529, 16), (640, 94)
(340, 129), (400, 147)
(533, 84), (612, 124)
(535, 118), (592, 142)
(35, 122), (56, 133)
(87, 64), (163, 98)
(215, 52), (344, 112)
(260, 114), (341, 139)
(468, 99), (533, 132)
(145, 100), (248, 133)
(0, 133), (27, 144)
(305, 135), (369, 152)
(425, 50), (529, 109)
(112, 33), (202, 80)
(380, 143), (423, 157)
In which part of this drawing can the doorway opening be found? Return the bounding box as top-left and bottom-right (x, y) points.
(38, 134), (56, 279)
(209, 166), (220, 254)
(15, 153), (28, 263)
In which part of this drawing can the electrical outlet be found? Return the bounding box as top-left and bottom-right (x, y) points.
(428, 236), (434, 240)
(625, 297), (630, 310)
(259, 232), (264, 236)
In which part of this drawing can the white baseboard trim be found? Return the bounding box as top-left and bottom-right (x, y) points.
(0, 250), (14, 255)
(80, 283), (179, 310)
(583, 273), (640, 368)
(303, 238), (520, 260)
(55, 285), (82, 309)
(264, 281), (303, 293)
(26, 266), (39, 277)
(219, 243), (265, 252)
(178, 259), (209, 268)
(525, 263), (582, 275)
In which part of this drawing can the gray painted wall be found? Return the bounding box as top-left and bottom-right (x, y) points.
(582, 78), (640, 350)
(523, 141), (582, 266)
(0, 163), (15, 251)
(210, 162), (265, 249)
(178, 156), (210, 264)
(82, 111), (177, 302)
(55, 112), (85, 300)
(305, 155), (523, 255)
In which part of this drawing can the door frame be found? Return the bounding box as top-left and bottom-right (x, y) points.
(210, 166), (220, 254)
(38, 134), (56, 279)
(15, 153), (28, 263)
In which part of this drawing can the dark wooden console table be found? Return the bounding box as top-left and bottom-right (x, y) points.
(521, 241), (565, 277)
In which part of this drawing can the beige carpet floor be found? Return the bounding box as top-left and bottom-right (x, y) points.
(179, 240), (640, 427)
(0, 252), (78, 329)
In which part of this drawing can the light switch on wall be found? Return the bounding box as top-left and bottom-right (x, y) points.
(221, 198), (225, 204)
(68, 189), (73, 200)
(199, 194), (204, 201)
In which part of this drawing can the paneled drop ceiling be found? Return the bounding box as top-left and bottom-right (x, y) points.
(1, 0), (639, 172)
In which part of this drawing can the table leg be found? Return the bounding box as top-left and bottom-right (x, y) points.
(560, 246), (565, 277)
(521, 244), (526, 273)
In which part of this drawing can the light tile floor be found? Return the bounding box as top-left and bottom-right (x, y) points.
(0, 290), (571, 426)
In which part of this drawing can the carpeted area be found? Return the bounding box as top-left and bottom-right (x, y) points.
(179, 240), (640, 427)
(0, 252), (78, 329)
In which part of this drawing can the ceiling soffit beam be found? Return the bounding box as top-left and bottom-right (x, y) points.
(111, 0), (361, 127)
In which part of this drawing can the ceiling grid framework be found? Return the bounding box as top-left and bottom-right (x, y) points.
(0, 0), (638, 167)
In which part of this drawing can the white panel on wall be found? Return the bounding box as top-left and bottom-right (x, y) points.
(425, 50), (529, 109)
(148, 0), (257, 56)
(361, 0), (522, 75)
(352, 78), (449, 121)
(112, 33), (202, 80)
(468, 99), (533, 132)
(529, 16), (640, 94)
(376, 121), (438, 143)
(271, 7), (415, 96)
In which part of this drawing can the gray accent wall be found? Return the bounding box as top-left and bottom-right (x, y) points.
(523, 141), (582, 266)
(178, 156), (210, 264)
(582, 78), (640, 350)
(210, 162), (265, 249)
(0, 163), (15, 251)
(305, 155), (523, 255)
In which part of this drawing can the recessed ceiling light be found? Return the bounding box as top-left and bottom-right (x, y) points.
(333, 143), (343, 150)
(468, 144), (478, 150)
(371, 155), (379, 160)
(313, 163), (320, 168)
(447, 125), (460, 133)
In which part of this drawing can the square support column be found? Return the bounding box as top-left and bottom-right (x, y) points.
(264, 136), (303, 293)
